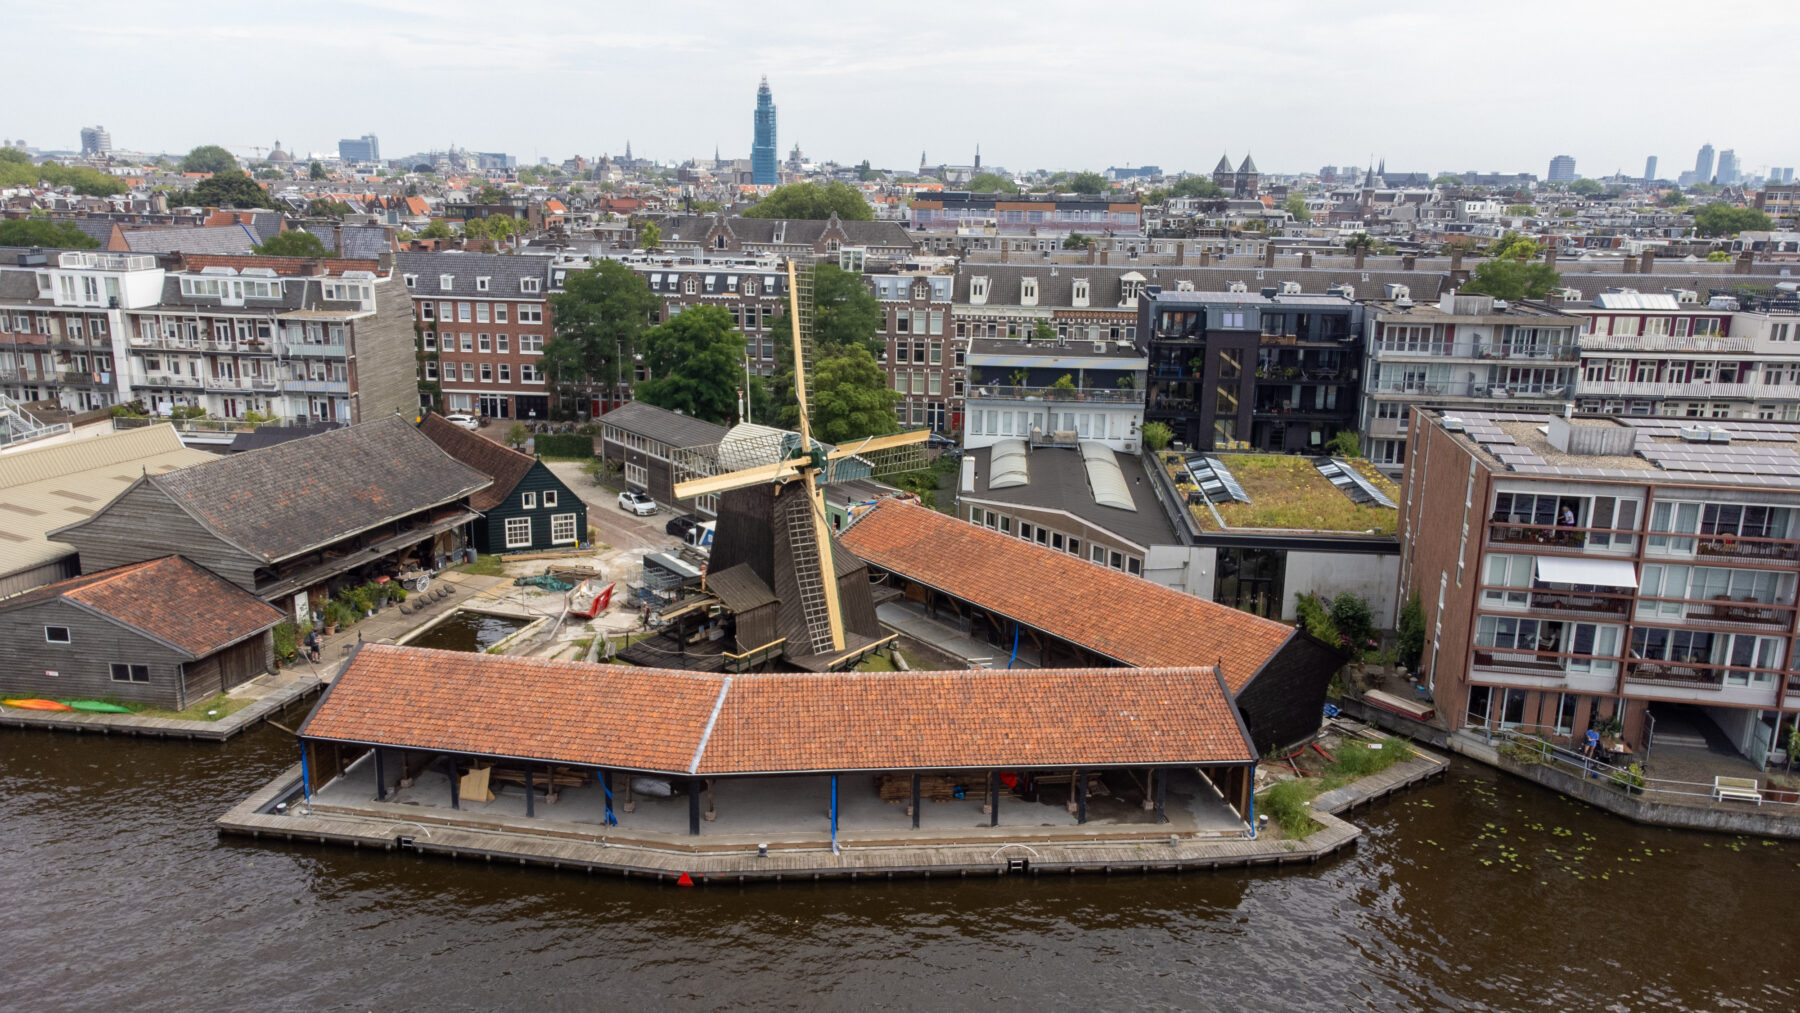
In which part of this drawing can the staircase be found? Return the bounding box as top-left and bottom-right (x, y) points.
(785, 492), (835, 655)
(0, 393), (70, 448)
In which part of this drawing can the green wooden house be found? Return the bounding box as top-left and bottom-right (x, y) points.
(420, 414), (588, 555)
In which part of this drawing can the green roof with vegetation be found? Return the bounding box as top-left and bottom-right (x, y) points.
(1164, 452), (1399, 535)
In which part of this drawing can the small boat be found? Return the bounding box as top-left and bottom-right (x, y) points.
(4, 698), (74, 711)
(66, 700), (134, 714)
(566, 579), (616, 619)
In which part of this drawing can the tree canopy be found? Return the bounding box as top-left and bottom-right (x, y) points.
(635, 305), (746, 424)
(1658, 190), (1687, 207)
(1061, 232), (1096, 250)
(476, 184), (508, 204)
(804, 348), (900, 443)
(1284, 195), (1311, 222)
(1693, 203), (1772, 238)
(181, 145), (238, 175)
(638, 221), (662, 249)
(309, 161), (327, 181)
(1486, 231), (1542, 261)
(308, 198), (354, 217)
(253, 230), (332, 257)
(463, 215), (523, 243)
(966, 172), (1019, 194)
(0, 147), (27, 165)
(1068, 171), (1107, 195)
(1506, 203), (1536, 216)
(1569, 178), (1604, 196)
(0, 160), (125, 196)
(418, 219), (453, 239)
(1433, 174), (1462, 186)
(549, 259), (661, 390)
(1170, 176), (1224, 199)
(190, 170), (277, 209)
(1461, 258), (1561, 301)
(0, 218), (100, 249)
(742, 181), (872, 220)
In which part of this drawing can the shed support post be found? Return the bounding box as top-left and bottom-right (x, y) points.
(1075, 769), (1088, 825)
(989, 771), (999, 827)
(600, 769), (617, 826)
(373, 748), (385, 802)
(525, 765), (535, 818)
(448, 754), (460, 810)
(1155, 767), (1168, 824)
(688, 779), (701, 836)
(830, 775), (840, 855)
(911, 773), (921, 829)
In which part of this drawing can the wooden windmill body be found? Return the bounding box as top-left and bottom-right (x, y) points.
(674, 259), (927, 669)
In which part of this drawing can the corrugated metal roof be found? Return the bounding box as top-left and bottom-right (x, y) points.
(0, 426), (214, 581)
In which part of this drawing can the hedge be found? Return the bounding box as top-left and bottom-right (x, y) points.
(533, 433), (595, 458)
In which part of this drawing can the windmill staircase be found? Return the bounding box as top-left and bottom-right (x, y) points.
(783, 490), (835, 655)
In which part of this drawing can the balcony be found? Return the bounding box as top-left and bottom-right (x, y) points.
(1372, 379), (1569, 400)
(1690, 535), (1800, 565)
(1625, 661), (1724, 689)
(284, 378), (347, 393)
(1580, 333), (1752, 354)
(203, 375), (279, 392)
(132, 373), (204, 389)
(967, 384), (1143, 405)
(1524, 589), (1631, 618)
(1486, 521), (1634, 551)
(276, 341), (347, 358)
(1580, 379), (1791, 400)
(1473, 343), (1580, 362)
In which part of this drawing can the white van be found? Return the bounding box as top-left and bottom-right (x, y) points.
(683, 520), (715, 554)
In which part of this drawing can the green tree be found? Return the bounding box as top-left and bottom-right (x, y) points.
(1693, 203), (1772, 237)
(255, 168), (283, 180)
(1486, 231), (1541, 261)
(967, 172), (1019, 194)
(550, 259), (661, 395)
(1324, 431), (1361, 458)
(253, 230), (332, 257)
(309, 161), (327, 181)
(1506, 203), (1535, 216)
(181, 144), (238, 174)
(539, 336), (588, 414)
(1707, 250), (1734, 262)
(308, 198), (354, 217)
(1396, 591), (1426, 670)
(1433, 174), (1462, 186)
(1061, 232), (1096, 250)
(1032, 320), (1056, 343)
(476, 184), (508, 204)
(1658, 190), (1687, 207)
(190, 170), (276, 209)
(1462, 258), (1561, 301)
(1569, 178), (1604, 196)
(638, 221), (662, 249)
(635, 305), (745, 423)
(742, 181), (873, 220)
(1344, 231), (1375, 255)
(0, 161), (124, 196)
(803, 348), (900, 443)
(1284, 194), (1311, 222)
(418, 219), (453, 239)
(0, 147), (26, 165)
(1068, 171), (1107, 194)
(1169, 176), (1225, 199)
(1140, 421), (1173, 452)
(0, 219), (100, 249)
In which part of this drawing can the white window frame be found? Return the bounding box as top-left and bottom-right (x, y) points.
(504, 516), (532, 548)
(521, 491), (537, 509)
(45, 625), (72, 644)
(550, 513), (578, 545)
(543, 490), (558, 507)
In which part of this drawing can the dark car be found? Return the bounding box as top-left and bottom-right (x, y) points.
(925, 433), (958, 451)
(665, 513), (700, 539)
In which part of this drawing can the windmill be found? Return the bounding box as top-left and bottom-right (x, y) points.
(672, 258), (928, 664)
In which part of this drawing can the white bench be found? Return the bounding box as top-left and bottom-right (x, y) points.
(1713, 776), (1763, 805)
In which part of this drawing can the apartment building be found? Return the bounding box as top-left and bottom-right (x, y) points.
(399, 251), (554, 420)
(909, 193), (1143, 238)
(870, 269), (959, 431)
(1361, 290), (1581, 470)
(1137, 285), (1365, 454)
(1, 249), (417, 425)
(1568, 289), (1800, 421)
(964, 337), (1145, 452)
(1399, 409), (1800, 765)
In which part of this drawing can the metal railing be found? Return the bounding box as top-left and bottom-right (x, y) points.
(1477, 727), (1800, 809)
(968, 384), (1142, 404)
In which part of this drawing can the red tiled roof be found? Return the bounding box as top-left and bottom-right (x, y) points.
(839, 500), (1295, 691)
(300, 645), (1255, 773)
(0, 556), (284, 657)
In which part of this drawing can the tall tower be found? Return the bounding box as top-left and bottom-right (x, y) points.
(1695, 143), (1715, 183)
(751, 76), (778, 186)
(1716, 149), (1739, 186)
(1643, 155), (1658, 182)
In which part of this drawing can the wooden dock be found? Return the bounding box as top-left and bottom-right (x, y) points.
(219, 765), (1367, 883)
(1308, 749), (1451, 817)
(0, 672), (323, 742)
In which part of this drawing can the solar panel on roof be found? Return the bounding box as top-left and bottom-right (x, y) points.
(1201, 456), (1250, 504)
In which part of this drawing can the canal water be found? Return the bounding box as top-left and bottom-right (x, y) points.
(4, 723), (1797, 1011)
(404, 610), (531, 653)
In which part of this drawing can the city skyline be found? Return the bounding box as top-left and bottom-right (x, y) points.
(6, 0), (1799, 176)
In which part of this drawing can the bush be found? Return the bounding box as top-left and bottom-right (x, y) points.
(1259, 779), (1318, 838)
(534, 433), (594, 458)
(1396, 592), (1425, 670)
(1331, 736), (1414, 777)
(1328, 592), (1374, 647)
(1324, 431), (1361, 458)
(272, 621), (298, 660)
(1141, 421), (1173, 452)
(1294, 591), (1342, 649)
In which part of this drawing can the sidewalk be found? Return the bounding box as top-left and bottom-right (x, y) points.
(875, 600), (1041, 669)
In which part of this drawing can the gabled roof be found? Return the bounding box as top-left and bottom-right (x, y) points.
(599, 400), (728, 449)
(119, 225), (259, 255)
(417, 413), (538, 511)
(0, 556), (283, 657)
(299, 645), (1256, 773)
(704, 562), (777, 612)
(839, 500), (1295, 691)
(1238, 154), (1258, 175)
(55, 416), (490, 564)
(1214, 154), (1234, 174)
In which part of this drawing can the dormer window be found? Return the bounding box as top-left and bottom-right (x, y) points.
(403, 274), (417, 289)
(684, 277), (698, 295)
(1071, 279), (1090, 307)
(704, 276), (717, 293)
(714, 235), (727, 250)
(970, 276), (990, 304)
(1020, 277), (1038, 306)
(476, 276), (490, 292)
(439, 274), (454, 291)
(744, 279), (757, 296)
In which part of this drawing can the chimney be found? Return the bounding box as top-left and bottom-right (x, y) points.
(1100, 249), (1110, 265)
(1354, 247), (1366, 269)
(1174, 244), (1185, 266)
(1545, 245), (1558, 268)
(1449, 250), (1463, 273)
(1622, 256), (1637, 275)
(1000, 244), (1008, 264)
(1301, 251), (1313, 268)
(1199, 248), (1212, 266)
(1736, 251), (1754, 275)
(1263, 245), (1275, 268)
(1639, 250), (1654, 275)
(1402, 254), (1416, 271)
(1087, 245), (1097, 265)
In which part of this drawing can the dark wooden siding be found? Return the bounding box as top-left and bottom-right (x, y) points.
(1234, 633), (1339, 753)
(56, 483), (260, 589)
(474, 461), (589, 554)
(734, 603), (778, 654)
(0, 598), (195, 709)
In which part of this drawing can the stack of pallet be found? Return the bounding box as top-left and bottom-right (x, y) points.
(486, 764), (588, 803)
(875, 774), (965, 803)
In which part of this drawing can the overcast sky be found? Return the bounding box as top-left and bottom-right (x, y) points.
(11, 0), (1797, 178)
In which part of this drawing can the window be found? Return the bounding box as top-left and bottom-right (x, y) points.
(110, 663), (150, 683)
(520, 334), (543, 354)
(1482, 553), (1533, 607)
(404, 274), (417, 289)
(504, 516), (532, 548)
(478, 334), (491, 352)
(522, 491), (537, 509)
(458, 302), (472, 322)
(424, 361), (438, 380)
(476, 277), (490, 293)
(440, 274), (454, 291)
(521, 278), (541, 293)
(460, 333), (473, 351)
(476, 303), (490, 323)
(498, 364), (510, 382)
(45, 625), (71, 644)
(543, 490), (558, 507)
(422, 332), (437, 351)
(480, 363), (493, 381)
(518, 306), (543, 324)
(550, 513), (578, 545)
(462, 363), (474, 381)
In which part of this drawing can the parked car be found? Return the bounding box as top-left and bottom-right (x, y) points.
(925, 433), (958, 451)
(665, 513), (700, 539)
(618, 490), (657, 516)
(444, 413), (480, 431)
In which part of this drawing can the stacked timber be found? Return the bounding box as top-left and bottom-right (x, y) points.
(875, 774), (966, 803)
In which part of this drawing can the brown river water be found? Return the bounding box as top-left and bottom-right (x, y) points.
(3, 722), (1797, 1012)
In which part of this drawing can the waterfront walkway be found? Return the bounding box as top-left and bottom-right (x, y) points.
(875, 600), (1041, 669)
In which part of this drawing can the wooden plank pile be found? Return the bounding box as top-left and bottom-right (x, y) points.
(875, 774), (967, 803)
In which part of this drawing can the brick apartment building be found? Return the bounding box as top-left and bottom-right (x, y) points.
(398, 251), (554, 420)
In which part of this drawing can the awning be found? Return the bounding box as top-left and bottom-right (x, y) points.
(1534, 555), (1638, 589)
